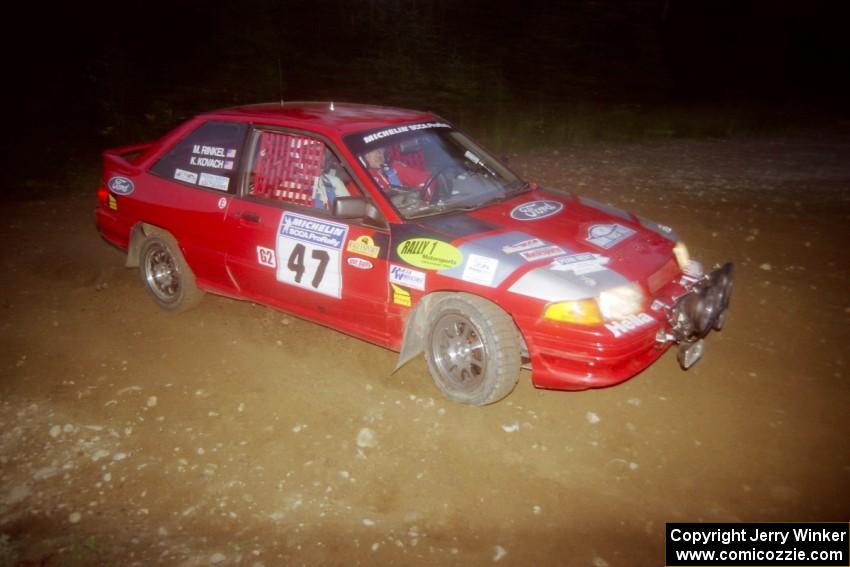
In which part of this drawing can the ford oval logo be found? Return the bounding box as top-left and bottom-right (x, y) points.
(510, 200), (564, 221)
(108, 176), (135, 195)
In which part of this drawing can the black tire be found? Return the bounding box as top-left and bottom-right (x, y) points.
(138, 234), (203, 312)
(424, 294), (521, 405)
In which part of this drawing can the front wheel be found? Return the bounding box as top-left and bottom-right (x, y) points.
(424, 294), (521, 405)
(139, 234), (203, 312)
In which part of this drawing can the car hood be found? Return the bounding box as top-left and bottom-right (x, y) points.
(397, 189), (681, 301)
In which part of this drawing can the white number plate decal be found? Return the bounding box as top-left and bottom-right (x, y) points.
(276, 212), (349, 298)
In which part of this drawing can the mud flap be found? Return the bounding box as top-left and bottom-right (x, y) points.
(393, 292), (447, 373)
(394, 313), (426, 372)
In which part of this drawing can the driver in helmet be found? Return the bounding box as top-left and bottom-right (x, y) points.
(362, 147), (429, 192)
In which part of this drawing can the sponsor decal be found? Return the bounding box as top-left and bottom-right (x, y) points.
(605, 312), (654, 338)
(510, 200), (564, 221)
(347, 257), (373, 270)
(586, 223), (636, 249)
(461, 254), (499, 287)
(280, 212), (348, 250)
(174, 168), (198, 184)
(391, 283), (412, 307)
(256, 246), (276, 268)
(346, 235), (380, 258)
(276, 212), (349, 298)
(397, 238), (462, 270)
(107, 176), (134, 195)
(198, 172), (229, 191)
(217, 197), (227, 209)
(107, 194), (118, 210)
(362, 121), (451, 144)
(519, 245), (565, 262)
(501, 238), (546, 254)
(389, 264), (426, 291)
(550, 253), (610, 275)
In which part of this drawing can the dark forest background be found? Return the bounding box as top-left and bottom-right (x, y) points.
(5, 0), (849, 186)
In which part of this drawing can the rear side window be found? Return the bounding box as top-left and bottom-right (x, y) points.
(151, 121), (248, 193)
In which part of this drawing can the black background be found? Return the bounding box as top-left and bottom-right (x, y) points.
(5, 0), (850, 187)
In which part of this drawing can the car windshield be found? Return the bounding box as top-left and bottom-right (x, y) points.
(344, 123), (527, 219)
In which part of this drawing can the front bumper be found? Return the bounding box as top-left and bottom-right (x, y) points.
(524, 262), (734, 391)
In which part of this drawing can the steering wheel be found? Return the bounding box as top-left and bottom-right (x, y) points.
(422, 165), (458, 204)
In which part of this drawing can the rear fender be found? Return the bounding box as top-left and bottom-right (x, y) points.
(126, 223), (170, 268)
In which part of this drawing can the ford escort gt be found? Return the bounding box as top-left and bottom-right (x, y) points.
(95, 102), (733, 405)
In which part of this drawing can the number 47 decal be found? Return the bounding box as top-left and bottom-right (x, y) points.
(287, 243), (329, 289)
(276, 211), (348, 298)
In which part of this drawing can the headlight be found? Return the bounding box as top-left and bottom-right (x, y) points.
(673, 241), (690, 271)
(543, 299), (603, 325)
(598, 283), (646, 320)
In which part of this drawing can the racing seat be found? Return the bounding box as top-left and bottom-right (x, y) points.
(388, 143), (425, 169)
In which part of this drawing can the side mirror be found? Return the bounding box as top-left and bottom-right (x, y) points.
(333, 196), (385, 227)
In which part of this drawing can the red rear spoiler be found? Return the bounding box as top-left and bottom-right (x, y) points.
(102, 142), (154, 177)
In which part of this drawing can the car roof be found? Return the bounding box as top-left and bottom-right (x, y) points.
(206, 101), (442, 137)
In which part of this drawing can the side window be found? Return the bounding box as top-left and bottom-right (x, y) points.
(151, 121), (248, 193)
(247, 130), (359, 211)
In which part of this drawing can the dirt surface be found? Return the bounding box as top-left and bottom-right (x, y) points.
(2, 135), (849, 566)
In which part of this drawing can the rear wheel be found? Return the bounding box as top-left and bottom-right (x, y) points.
(139, 234), (203, 312)
(424, 294), (521, 405)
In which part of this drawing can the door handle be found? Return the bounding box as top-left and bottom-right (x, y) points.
(241, 212), (261, 223)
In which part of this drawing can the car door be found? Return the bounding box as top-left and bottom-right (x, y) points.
(224, 127), (391, 344)
(144, 119), (248, 292)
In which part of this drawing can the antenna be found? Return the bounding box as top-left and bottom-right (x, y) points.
(277, 57), (284, 106)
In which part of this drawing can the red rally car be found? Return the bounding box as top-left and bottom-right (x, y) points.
(96, 102), (733, 405)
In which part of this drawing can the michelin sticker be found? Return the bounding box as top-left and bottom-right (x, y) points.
(550, 253), (610, 275)
(586, 224), (636, 249)
(397, 238), (462, 270)
(198, 172), (230, 192)
(389, 264), (426, 291)
(362, 122), (451, 144)
(520, 245), (565, 262)
(174, 168), (198, 184)
(276, 212), (349, 298)
(108, 176), (134, 195)
(510, 200), (564, 221)
(461, 254), (499, 287)
(347, 235), (381, 258)
(605, 313), (654, 338)
(502, 238), (546, 254)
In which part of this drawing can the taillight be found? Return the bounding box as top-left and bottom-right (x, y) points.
(97, 185), (108, 204)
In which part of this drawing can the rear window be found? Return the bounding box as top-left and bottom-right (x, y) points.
(150, 121), (248, 193)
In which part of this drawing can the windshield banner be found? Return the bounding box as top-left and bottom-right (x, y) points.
(345, 121), (451, 154)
